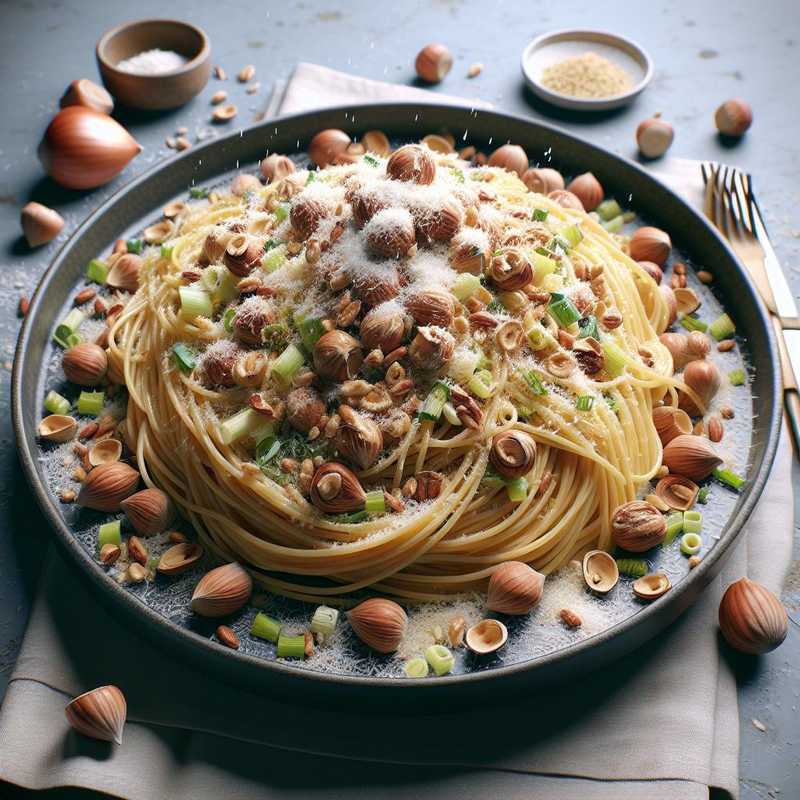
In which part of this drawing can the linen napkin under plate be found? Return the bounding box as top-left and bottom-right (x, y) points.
(0, 63), (794, 800)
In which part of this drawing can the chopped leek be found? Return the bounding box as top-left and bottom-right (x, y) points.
(189, 187), (209, 199)
(255, 435), (282, 464)
(697, 486), (711, 504)
(276, 633), (306, 659)
(250, 612), (281, 643)
(296, 316), (326, 352)
(615, 558), (648, 578)
(222, 307), (236, 333)
(506, 477), (529, 502)
(532, 251), (557, 285)
(664, 512), (684, 544)
(526, 323), (548, 351)
(452, 273), (482, 301)
(262, 244), (287, 273)
(481, 468), (506, 490)
(601, 340), (627, 377)
(450, 167), (465, 183)
(271, 343), (305, 386)
(126, 238), (143, 254)
(602, 215), (624, 233)
(532, 208), (549, 222)
(220, 408), (271, 445)
(576, 395), (594, 412)
(680, 532), (702, 556)
(274, 203), (289, 222)
(44, 390), (70, 416)
(54, 308), (85, 346)
(77, 390), (104, 417)
(604, 394), (619, 413)
(709, 313), (735, 341)
(178, 286), (213, 318)
(97, 520), (121, 549)
(728, 368), (746, 387)
(424, 644), (454, 676)
(548, 292), (580, 328)
(364, 154), (380, 168)
(404, 657), (429, 678)
(577, 314), (599, 340)
(213, 268), (239, 304)
(683, 510), (702, 534)
(419, 381), (450, 422)
(65, 333), (82, 347)
(365, 490), (386, 515)
(262, 323), (291, 351)
(86, 259), (109, 284)
(160, 244), (174, 260)
(522, 370), (548, 396)
(561, 223), (583, 247)
(713, 467), (745, 490)
(680, 315), (708, 333)
(310, 606), (339, 636)
(467, 369), (493, 400)
(596, 199), (622, 221)
(172, 343), (197, 373)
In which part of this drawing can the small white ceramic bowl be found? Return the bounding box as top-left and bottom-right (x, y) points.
(521, 29), (653, 111)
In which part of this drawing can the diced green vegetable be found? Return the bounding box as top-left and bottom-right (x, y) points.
(680, 315), (708, 333)
(615, 558), (648, 578)
(713, 467), (745, 490)
(262, 244), (287, 273)
(296, 316), (326, 352)
(86, 259), (109, 284)
(697, 486), (711, 504)
(547, 235), (571, 255)
(255, 435), (282, 465)
(526, 323), (548, 351)
(521, 369), (548, 396)
(601, 340), (627, 377)
(467, 369), (493, 400)
(404, 657), (429, 678)
(452, 273), (482, 301)
(276, 634), (307, 659)
(44, 390), (70, 416)
(450, 167), (465, 183)
(532, 251), (557, 285)
(604, 394), (619, 413)
(424, 644), (454, 676)
(683, 510), (702, 534)
(251, 612), (281, 643)
(178, 286), (213, 319)
(532, 208), (549, 222)
(305, 171), (316, 184)
(271, 343), (305, 386)
(274, 203), (289, 222)
(481, 468), (506, 490)
(310, 606), (339, 636)
(577, 315), (599, 340)
(126, 238), (143, 254)
(189, 186), (209, 199)
(561, 223), (583, 247)
(262, 323), (291, 351)
(160, 244), (174, 260)
(664, 511), (684, 544)
(77, 390), (104, 417)
(576, 395), (594, 412)
(97, 520), (121, 549)
(728, 368), (746, 387)
(54, 308), (85, 346)
(548, 292), (581, 328)
(220, 408), (272, 445)
(602, 215), (624, 233)
(363, 154), (380, 168)
(331, 510), (369, 524)
(709, 313), (735, 341)
(596, 199), (622, 221)
(680, 532), (702, 556)
(222, 307), (236, 333)
(65, 333), (82, 347)
(172, 343), (197, 373)
(506, 477), (529, 502)
(365, 490), (386, 515)
(419, 381), (451, 422)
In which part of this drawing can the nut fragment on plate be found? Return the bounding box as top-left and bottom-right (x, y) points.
(212, 104), (237, 123)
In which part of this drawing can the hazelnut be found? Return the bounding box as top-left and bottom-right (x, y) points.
(308, 129), (351, 167)
(521, 167), (564, 194)
(489, 430), (536, 479)
(566, 172), (603, 212)
(414, 43), (453, 84)
(408, 325), (455, 370)
(290, 194), (329, 240)
(489, 247), (533, 290)
(260, 153), (295, 183)
(487, 144), (528, 177)
(364, 207), (416, 258)
(286, 387), (326, 433)
(487, 561), (544, 615)
(714, 99), (753, 137)
(359, 305), (405, 353)
(62, 343), (108, 386)
(718, 577), (787, 654)
(313, 330), (363, 382)
(335, 405), (383, 470)
(223, 234), (262, 277)
(309, 462), (366, 513)
(405, 289), (455, 328)
(636, 118), (674, 159)
(386, 145), (435, 185)
(611, 500), (667, 552)
(347, 598), (407, 653)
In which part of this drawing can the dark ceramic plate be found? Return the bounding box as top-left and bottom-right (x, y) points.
(13, 104), (780, 710)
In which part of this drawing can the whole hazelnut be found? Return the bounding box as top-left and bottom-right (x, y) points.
(611, 500), (667, 552)
(714, 99), (753, 137)
(414, 43), (453, 84)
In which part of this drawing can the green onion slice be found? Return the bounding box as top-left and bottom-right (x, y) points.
(44, 390), (71, 416)
(713, 467), (745, 490)
(251, 612), (281, 643)
(709, 313), (735, 341)
(85, 259), (109, 284)
(310, 606), (339, 636)
(404, 657), (429, 678)
(77, 390), (104, 417)
(276, 633), (306, 659)
(506, 477), (529, 503)
(172, 343), (197, 373)
(424, 644), (454, 676)
(419, 381), (451, 422)
(97, 520), (121, 549)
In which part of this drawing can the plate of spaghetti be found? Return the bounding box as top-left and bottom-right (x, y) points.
(14, 105), (779, 703)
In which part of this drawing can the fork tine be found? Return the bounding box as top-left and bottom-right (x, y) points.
(721, 165), (744, 239)
(702, 163), (717, 223)
(715, 165), (730, 237)
(729, 169), (753, 237)
(742, 172), (759, 234)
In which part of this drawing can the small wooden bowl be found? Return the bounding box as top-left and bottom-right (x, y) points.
(96, 19), (211, 110)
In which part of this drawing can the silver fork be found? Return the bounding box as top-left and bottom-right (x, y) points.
(701, 162), (800, 455)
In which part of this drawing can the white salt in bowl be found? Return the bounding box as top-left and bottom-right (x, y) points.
(521, 29), (653, 112)
(96, 19), (211, 111)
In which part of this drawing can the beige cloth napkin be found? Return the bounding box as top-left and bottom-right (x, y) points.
(0, 64), (794, 800)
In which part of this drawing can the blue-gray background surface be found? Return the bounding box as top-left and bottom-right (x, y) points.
(0, 0), (798, 797)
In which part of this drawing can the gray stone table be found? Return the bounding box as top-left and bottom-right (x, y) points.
(0, 0), (798, 797)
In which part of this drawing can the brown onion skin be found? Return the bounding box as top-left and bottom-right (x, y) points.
(37, 107), (141, 190)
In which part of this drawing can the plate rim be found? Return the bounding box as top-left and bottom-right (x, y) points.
(520, 28), (654, 111)
(12, 101), (781, 699)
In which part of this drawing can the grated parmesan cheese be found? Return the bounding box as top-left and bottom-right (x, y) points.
(541, 51), (632, 99)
